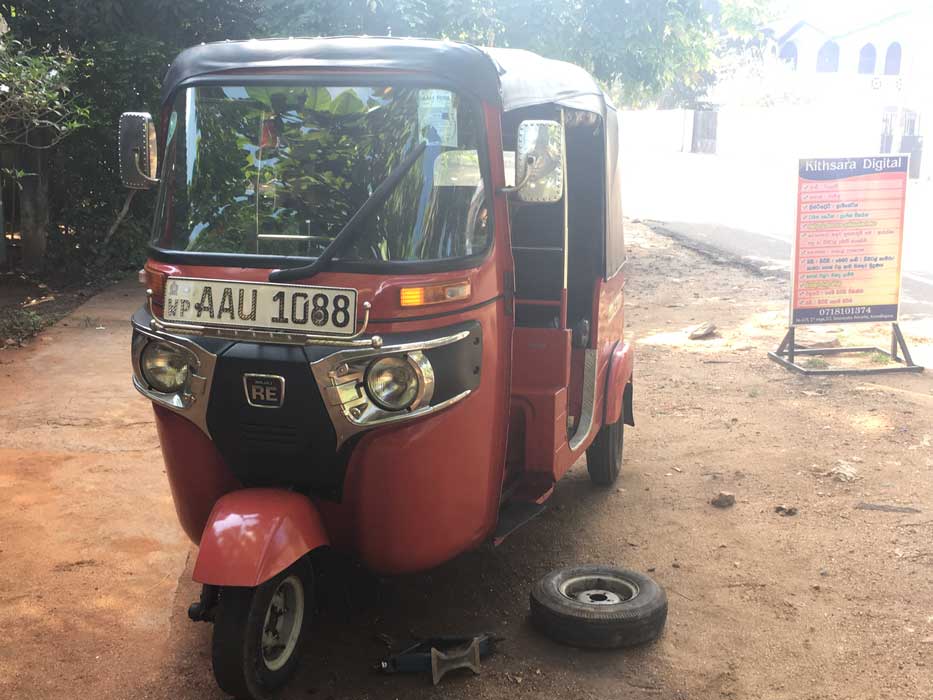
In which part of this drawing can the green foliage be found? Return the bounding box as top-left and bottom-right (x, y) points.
(803, 357), (830, 370)
(0, 306), (44, 341)
(0, 38), (89, 148)
(0, 0), (770, 274)
(258, 0), (735, 103)
(1, 0), (263, 275)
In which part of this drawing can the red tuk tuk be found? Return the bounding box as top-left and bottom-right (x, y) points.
(122, 37), (633, 699)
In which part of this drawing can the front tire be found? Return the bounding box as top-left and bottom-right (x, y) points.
(586, 416), (624, 486)
(211, 560), (312, 699)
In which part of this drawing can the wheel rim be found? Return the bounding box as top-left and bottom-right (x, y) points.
(558, 574), (639, 605)
(261, 575), (305, 671)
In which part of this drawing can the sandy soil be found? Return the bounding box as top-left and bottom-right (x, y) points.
(0, 278), (189, 698)
(2, 223), (932, 700)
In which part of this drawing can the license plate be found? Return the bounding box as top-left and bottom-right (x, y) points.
(163, 277), (358, 336)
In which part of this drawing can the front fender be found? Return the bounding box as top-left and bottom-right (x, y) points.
(193, 488), (329, 587)
(604, 340), (635, 426)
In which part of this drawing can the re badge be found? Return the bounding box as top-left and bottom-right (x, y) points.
(243, 374), (285, 408)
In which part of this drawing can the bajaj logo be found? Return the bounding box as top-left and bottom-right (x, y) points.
(243, 374), (285, 408)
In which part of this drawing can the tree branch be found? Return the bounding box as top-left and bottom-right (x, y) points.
(103, 189), (137, 246)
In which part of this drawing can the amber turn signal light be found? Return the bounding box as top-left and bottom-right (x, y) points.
(399, 281), (471, 307)
(143, 264), (168, 307)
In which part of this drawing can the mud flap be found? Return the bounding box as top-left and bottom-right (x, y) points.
(623, 381), (635, 426)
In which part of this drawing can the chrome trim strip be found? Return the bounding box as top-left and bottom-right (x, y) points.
(359, 388), (471, 431)
(404, 351), (435, 410)
(147, 290), (383, 349)
(317, 329), (469, 366)
(568, 348), (598, 451)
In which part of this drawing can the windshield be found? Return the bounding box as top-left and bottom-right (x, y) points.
(153, 84), (490, 264)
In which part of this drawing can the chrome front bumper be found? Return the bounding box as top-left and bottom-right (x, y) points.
(131, 312), (475, 449)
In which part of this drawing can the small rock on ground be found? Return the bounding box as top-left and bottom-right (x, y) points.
(710, 491), (736, 508)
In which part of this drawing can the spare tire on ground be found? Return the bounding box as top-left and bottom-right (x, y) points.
(530, 565), (667, 649)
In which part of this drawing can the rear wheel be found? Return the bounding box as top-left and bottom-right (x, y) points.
(211, 560), (312, 699)
(586, 416), (624, 486)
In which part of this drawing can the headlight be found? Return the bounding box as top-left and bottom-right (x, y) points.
(141, 340), (190, 394)
(365, 355), (423, 411)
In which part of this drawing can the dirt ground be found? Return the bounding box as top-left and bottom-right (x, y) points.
(1, 222), (932, 700)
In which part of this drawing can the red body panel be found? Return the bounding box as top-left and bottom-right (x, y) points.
(509, 327), (571, 496)
(604, 340), (635, 425)
(193, 488), (328, 587)
(507, 264), (628, 498)
(593, 268), (627, 367)
(593, 264), (631, 428)
(153, 405), (240, 542)
(318, 296), (511, 574)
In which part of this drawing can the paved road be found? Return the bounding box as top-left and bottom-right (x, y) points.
(622, 152), (933, 319)
(642, 219), (933, 320)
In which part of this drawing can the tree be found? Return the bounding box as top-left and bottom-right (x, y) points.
(0, 0), (767, 273)
(0, 38), (88, 267)
(257, 0), (764, 106)
(0, 0), (262, 276)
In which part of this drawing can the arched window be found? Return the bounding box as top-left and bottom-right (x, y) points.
(817, 41), (840, 72)
(779, 42), (798, 69)
(858, 43), (876, 74)
(885, 42), (902, 75)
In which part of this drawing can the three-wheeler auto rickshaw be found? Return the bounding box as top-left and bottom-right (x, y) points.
(122, 36), (634, 699)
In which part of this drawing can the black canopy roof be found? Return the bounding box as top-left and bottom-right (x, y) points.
(161, 36), (611, 115)
(481, 47), (607, 114)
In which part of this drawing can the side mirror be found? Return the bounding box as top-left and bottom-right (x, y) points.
(119, 112), (159, 189)
(512, 119), (564, 203)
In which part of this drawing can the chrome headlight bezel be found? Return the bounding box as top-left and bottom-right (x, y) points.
(131, 321), (216, 436)
(309, 326), (478, 449)
(364, 353), (431, 411)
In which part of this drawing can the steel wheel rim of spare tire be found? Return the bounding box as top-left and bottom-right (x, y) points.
(558, 574), (639, 605)
(530, 565), (667, 649)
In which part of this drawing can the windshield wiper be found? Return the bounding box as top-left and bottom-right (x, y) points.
(269, 142), (427, 283)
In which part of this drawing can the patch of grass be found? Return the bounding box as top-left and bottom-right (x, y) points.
(803, 357), (830, 369)
(0, 307), (46, 345)
(869, 350), (893, 365)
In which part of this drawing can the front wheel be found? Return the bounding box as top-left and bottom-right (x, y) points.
(211, 560), (312, 700)
(586, 416), (624, 486)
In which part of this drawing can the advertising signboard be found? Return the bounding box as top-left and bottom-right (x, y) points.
(792, 156), (908, 325)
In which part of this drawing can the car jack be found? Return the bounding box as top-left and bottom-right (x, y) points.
(376, 634), (497, 685)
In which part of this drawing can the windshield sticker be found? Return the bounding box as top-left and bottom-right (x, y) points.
(503, 151), (516, 187)
(418, 90), (457, 146)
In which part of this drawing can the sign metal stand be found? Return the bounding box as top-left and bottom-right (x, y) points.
(768, 323), (922, 375)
